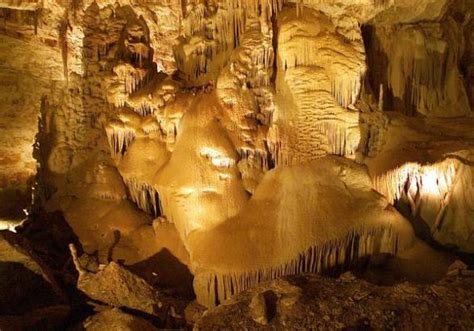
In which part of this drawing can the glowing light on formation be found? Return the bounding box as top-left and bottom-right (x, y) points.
(373, 160), (457, 204)
(422, 168), (441, 195)
(200, 147), (236, 168)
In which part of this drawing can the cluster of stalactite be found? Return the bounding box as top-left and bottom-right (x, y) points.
(196, 226), (399, 307)
(319, 121), (359, 156)
(254, 100), (274, 126)
(237, 148), (271, 171)
(331, 74), (364, 109)
(266, 120), (359, 166)
(113, 65), (149, 95)
(230, 19), (274, 89)
(267, 127), (289, 166)
(175, 3), (237, 84)
(134, 103), (156, 117)
(175, 0), (286, 85)
(363, 22), (470, 117)
(124, 177), (162, 217)
(105, 126), (136, 157)
(373, 161), (457, 206)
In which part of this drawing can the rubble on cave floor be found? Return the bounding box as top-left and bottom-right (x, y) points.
(0, 212), (191, 329)
(70, 243), (164, 318)
(195, 272), (474, 330)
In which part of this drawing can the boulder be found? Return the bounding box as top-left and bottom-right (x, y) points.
(84, 308), (158, 331)
(71, 244), (162, 316)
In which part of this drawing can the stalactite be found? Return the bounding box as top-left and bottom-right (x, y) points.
(315, 121), (359, 157)
(163, 121), (178, 146)
(59, 17), (69, 82)
(197, 226), (399, 307)
(373, 160), (457, 205)
(331, 73), (364, 108)
(267, 125), (293, 166)
(105, 126), (136, 157)
(237, 148), (270, 171)
(124, 178), (162, 217)
(32, 9), (38, 34)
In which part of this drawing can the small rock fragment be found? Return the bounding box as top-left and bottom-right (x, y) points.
(249, 290), (279, 325)
(447, 260), (468, 276)
(84, 308), (158, 331)
(249, 292), (269, 325)
(339, 271), (357, 282)
(184, 301), (207, 325)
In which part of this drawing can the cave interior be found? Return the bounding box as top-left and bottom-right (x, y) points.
(0, 0), (473, 329)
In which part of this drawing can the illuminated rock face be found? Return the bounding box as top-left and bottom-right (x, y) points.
(0, 33), (64, 220)
(0, 0), (472, 308)
(366, 113), (474, 253)
(270, 8), (365, 164)
(375, 158), (474, 253)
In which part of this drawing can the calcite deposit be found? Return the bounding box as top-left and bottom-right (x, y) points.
(0, 0), (472, 328)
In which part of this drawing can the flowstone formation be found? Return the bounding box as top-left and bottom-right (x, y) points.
(0, 0), (473, 328)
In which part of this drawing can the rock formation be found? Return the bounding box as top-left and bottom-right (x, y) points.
(0, 0), (472, 328)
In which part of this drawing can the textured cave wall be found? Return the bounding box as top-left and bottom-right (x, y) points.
(461, 15), (474, 110)
(1, 0), (469, 218)
(362, 0), (473, 117)
(0, 6), (65, 219)
(358, 0), (474, 253)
